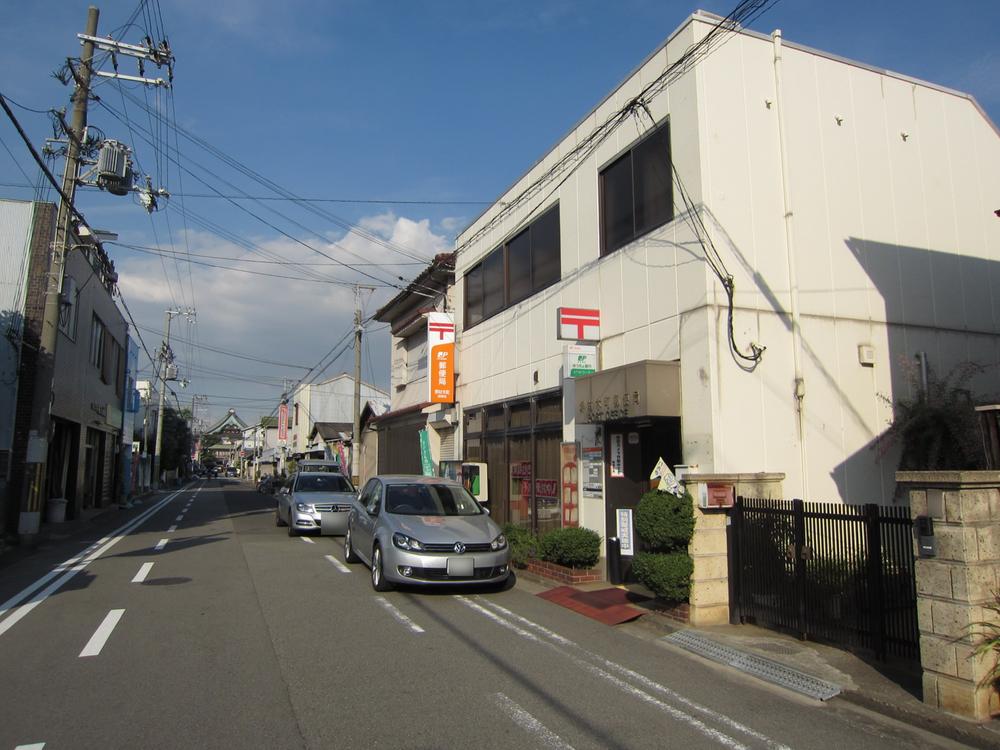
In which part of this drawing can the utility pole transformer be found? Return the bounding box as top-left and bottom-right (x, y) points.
(18, 7), (99, 540)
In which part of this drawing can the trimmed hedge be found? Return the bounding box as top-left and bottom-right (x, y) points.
(634, 489), (694, 552)
(539, 527), (601, 569)
(632, 552), (693, 601)
(503, 523), (538, 567)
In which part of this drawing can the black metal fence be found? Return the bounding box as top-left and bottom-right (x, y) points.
(729, 497), (919, 661)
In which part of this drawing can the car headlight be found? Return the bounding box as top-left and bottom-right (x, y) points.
(491, 533), (507, 551)
(295, 502), (315, 513)
(392, 532), (425, 551)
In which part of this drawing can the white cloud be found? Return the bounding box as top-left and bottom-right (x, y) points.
(115, 213), (449, 422)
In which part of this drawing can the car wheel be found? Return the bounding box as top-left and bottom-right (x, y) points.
(344, 526), (359, 563)
(275, 503), (286, 527)
(371, 544), (393, 592)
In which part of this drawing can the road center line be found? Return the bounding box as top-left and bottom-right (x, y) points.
(131, 563), (154, 583)
(300, 537), (315, 544)
(167, 525), (177, 532)
(0, 487), (190, 638)
(15, 743), (45, 749)
(174, 514), (184, 521)
(324, 554), (350, 573)
(492, 693), (575, 750)
(79, 609), (125, 657)
(154, 539), (169, 551)
(374, 596), (424, 634)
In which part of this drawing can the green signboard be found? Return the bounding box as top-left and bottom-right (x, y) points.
(418, 429), (435, 476)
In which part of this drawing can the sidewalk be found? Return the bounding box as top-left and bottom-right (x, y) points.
(515, 569), (1000, 750)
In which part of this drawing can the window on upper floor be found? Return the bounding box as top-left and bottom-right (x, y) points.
(600, 121), (672, 256)
(464, 204), (561, 329)
(406, 329), (428, 382)
(89, 315), (105, 370)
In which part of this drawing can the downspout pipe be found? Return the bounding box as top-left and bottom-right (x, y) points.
(773, 29), (810, 497)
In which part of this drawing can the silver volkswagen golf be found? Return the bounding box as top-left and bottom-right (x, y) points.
(344, 475), (510, 590)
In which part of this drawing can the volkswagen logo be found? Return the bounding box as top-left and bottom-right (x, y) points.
(453, 542), (466, 554)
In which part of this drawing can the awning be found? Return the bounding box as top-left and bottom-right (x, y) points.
(574, 360), (681, 423)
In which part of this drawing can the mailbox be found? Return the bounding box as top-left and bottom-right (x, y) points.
(916, 515), (937, 558)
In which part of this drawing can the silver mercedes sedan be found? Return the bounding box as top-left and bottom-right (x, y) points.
(276, 471), (356, 537)
(344, 475), (510, 590)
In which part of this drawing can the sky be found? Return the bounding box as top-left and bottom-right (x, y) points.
(1, 0), (998, 428)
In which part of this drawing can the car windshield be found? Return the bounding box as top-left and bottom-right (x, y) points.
(384, 484), (482, 516)
(294, 474), (354, 492)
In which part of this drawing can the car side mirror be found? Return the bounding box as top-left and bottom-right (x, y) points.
(482, 506), (490, 515)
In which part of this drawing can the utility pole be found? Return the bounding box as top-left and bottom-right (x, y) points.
(152, 307), (194, 487)
(17, 7), (99, 540)
(351, 285), (375, 484)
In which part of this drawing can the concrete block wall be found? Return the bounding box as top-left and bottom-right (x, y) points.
(898, 471), (1000, 721)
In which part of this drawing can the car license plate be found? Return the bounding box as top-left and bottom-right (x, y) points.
(447, 557), (474, 577)
(320, 512), (348, 536)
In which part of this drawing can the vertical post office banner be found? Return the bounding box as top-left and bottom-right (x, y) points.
(278, 402), (288, 442)
(427, 312), (455, 404)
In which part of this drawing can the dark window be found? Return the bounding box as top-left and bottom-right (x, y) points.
(600, 121), (673, 255)
(463, 204), (562, 328)
(507, 229), (532, 304)
(465, 264), (483, 328)
(483, 247), (505, 318)
(89, 315), (105, 370)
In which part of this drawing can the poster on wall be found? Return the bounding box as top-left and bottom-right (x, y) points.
(616, 508), (634, 556)
(609, 434), (624, 478)
(582, 446), (603, 497)
(509, 461), (532, 524)
(560, 442), (579, 527)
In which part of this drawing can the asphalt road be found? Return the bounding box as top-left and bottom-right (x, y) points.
(0, 480), (972, 749)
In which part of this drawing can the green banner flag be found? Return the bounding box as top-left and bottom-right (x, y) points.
(418, 429), (435, 476)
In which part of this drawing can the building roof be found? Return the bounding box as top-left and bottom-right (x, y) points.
(203, 408), (248, 435)
(374, 253), (455, 329)
(310, 421), (353, 441)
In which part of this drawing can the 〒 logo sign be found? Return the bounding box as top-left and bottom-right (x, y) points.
(557, 307), (601, 341)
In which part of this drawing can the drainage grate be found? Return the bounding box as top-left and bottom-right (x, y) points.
(662, 630), (842, 701)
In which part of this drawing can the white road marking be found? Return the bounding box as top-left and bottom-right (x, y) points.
(79, 609), (125, 657)
(458, 598), (749, 750)
(167, 525), (177, 533)
(493, 693), (575, 750)
(300, 537), (315, 544)
(324, 554), (350, 573)
(174, 514), (184, 522)
(374, 596), (424, 634)
(0, 487), (190, 638)
(15, 743), (45, 749)
(154, 539), (169, 551)
(131, 563), (154, 583)
(472, 598), (791, 750)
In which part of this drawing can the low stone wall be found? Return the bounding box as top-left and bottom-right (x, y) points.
(681, 473), (785, 627)
(897, 471), (1000, 721)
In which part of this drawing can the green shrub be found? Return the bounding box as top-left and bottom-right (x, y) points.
(539, 527), (601, 569)
(632, 552), (693, 601)
(635, 489), (695, 552)
(503, 523), (538, 567)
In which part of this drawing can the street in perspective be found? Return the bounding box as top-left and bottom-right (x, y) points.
(1, 1), (999, 748)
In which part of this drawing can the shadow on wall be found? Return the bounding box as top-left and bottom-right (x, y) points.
(830, 237), (1000, 504)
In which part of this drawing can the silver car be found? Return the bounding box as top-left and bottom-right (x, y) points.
(276, 471), (356, 537)
(344, 475), (511, 590)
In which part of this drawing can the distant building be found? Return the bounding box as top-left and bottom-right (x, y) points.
(201, 409), (248, 467)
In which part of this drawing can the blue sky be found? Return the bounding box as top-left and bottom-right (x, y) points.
(1, 0), (998, 425)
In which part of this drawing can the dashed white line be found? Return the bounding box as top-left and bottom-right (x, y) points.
(167, 525), (177, 533)
(493, 693), (575, 750)
(324, 554), (350, 573)
(154, 539), (168, 551)
(79, 609), (125, 657)
(300, 537), (315, 544)
(131, 563), (154, 583)
(15, 743), (45, 749)
(174, 514), (184, 522)
(374, 596), (424, 634)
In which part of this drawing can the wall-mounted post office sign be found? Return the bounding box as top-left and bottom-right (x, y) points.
(565, 343), (597, 378)
(557, 307), (601, 342)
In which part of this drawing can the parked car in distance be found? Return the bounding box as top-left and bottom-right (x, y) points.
(276, 471), (356, 537)
(225, 466), (238, 477)
(345, 475), (510, 591)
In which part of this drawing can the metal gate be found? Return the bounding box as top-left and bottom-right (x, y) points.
(729, 497), (919, 661)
